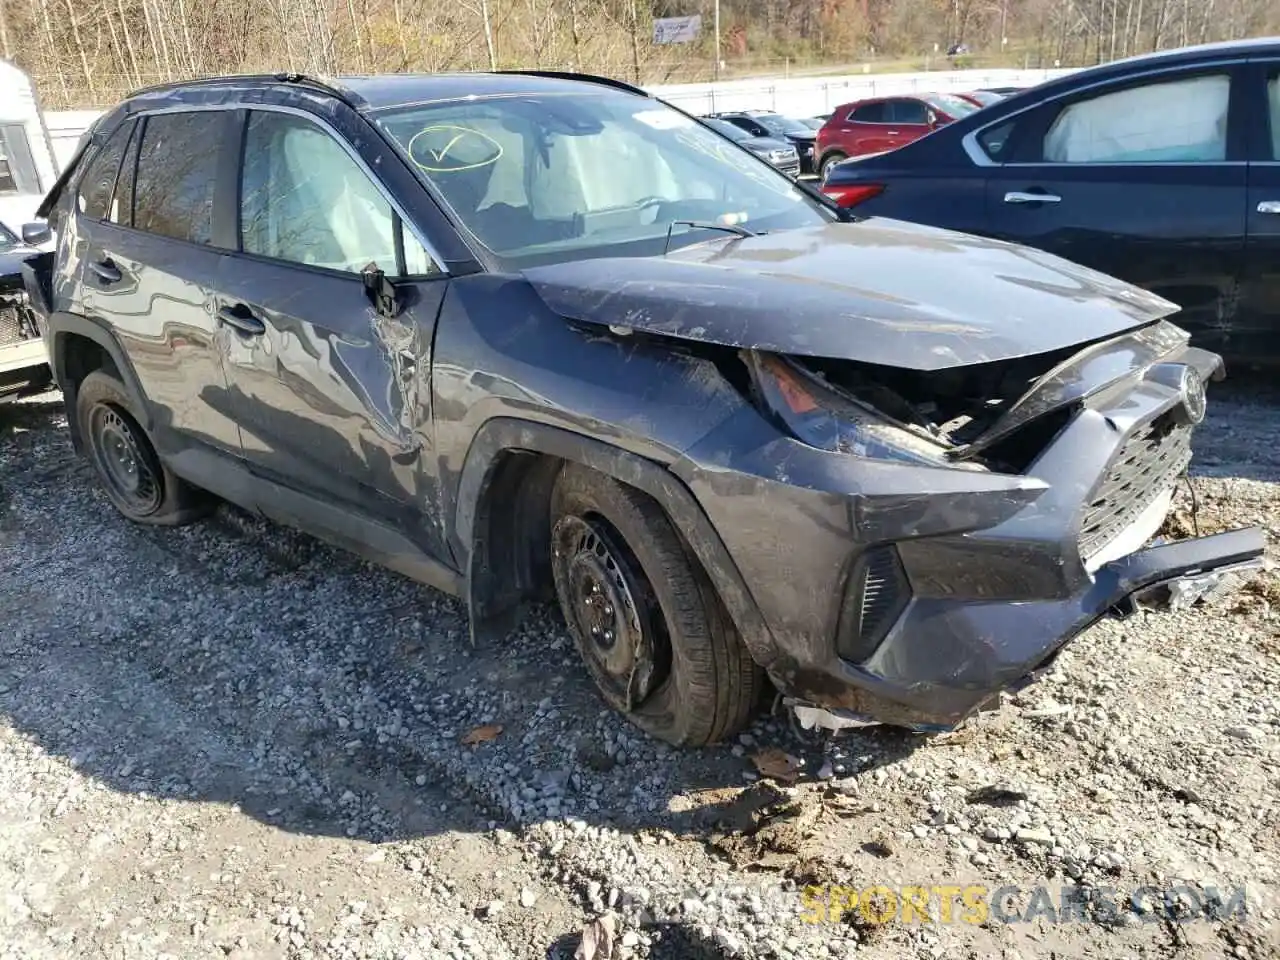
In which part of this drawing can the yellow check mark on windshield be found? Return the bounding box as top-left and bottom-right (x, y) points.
(428, 133), (466, 162)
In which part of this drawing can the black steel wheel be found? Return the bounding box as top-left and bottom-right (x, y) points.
(75, 370), (212, 525)
(552, 513), (671, 713)
(87, 403), (163, 516)
(549, 462), (763, 746)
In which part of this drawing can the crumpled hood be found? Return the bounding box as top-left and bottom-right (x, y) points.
(523, 219), (1180, 371)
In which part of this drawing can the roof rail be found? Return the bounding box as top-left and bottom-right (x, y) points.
(122, 72), (367, 110)
(494, 70), (650, 98)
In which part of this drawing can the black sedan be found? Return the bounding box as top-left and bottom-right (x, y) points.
(708, 110), (818, 173)
(702, 117), (801, 176)
(820, 38), (1280, 362)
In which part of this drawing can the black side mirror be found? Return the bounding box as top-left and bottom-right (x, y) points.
(21, 221), (52, 247)
(361, 263), (405, 319)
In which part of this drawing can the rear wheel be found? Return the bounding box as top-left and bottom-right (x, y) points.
(76, 370), (212, 525)
(820, 152), (847, 180)
(549, 463), (763, 746)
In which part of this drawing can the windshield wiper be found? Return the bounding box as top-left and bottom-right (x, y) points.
(663, 219), (758, 255)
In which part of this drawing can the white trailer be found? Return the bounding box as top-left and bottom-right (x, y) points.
(0, 58), (59, 230)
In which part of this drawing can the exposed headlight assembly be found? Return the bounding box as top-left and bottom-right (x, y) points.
(748, 352), (964, 467)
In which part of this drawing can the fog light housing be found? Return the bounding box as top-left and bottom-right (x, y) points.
(836, 545), (911, 663)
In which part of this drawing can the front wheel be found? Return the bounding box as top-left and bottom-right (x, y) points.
(549, 463), (763, 746)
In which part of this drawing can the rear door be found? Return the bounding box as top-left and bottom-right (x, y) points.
(883, 98), (933, 150)
(1239, 57), (1280, 360)
(216, 106), (452, 559)
(76, 109), (244, 458)
(980, 61), (1249, 353)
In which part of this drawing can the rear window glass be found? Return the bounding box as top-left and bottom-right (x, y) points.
(978, 120), (1016, 162)
(77, 121), (133, 221)
(851, 102), (886, 123)
(132, 112), (221, 244)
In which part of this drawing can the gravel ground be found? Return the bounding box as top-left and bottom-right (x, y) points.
(1, 376), (1277, 960)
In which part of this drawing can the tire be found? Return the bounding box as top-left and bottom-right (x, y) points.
(549, 462), (763, 746)
(820, 152), (847, 181)
(75, 370), (212, 525)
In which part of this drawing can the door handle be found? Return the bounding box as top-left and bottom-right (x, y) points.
(886, 130), (900, 135)
(89, 259), (121, 284)
(1005, 190), (1062, 204)
(1258, 201), (1280, 215)
(216, 305), (266, 337)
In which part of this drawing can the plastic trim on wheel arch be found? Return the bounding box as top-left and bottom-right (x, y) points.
(453, 417), (781, 672)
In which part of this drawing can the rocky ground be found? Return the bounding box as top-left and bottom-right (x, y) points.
(0, 375), (1277, 960)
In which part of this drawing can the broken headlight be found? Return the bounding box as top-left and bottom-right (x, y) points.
(749, 352), (950, 465)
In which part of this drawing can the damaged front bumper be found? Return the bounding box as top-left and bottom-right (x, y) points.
(673, 343), (1267, 734)
(786, 529), (1265, 734)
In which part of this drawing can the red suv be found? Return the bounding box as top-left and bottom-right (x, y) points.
(815, 93), (980, 178)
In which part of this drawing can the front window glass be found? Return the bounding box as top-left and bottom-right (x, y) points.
(923, 94), (981, 119)
(375, 93), (831, 267)
(240, 110), (437, 276)
(1043, 73), (1229, 163)
(889, 100), (929, 124)
(0, 220), (16, 249)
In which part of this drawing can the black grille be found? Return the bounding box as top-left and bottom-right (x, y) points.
(0, 292), (33, 346)
(836, 545), (911, 663)
(1078, 413), (1192, 561)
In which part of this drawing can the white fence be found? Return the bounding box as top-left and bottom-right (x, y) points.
(649, 66), (1077, 117)
(42, 66), (1079, 172)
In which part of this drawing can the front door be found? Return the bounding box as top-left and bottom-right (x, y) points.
(216, 107), (451, 558)
(75, 110), (243, 460)
(981, 64), (1248, 353)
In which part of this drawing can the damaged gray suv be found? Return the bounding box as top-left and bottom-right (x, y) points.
(25, 71), (1265, 745)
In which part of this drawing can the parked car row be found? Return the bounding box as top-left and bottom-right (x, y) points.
(699, 90), (1017, 179)
(703, 109), (820, 173)
(819, 38), (1280, 362)
(15, 66), (1265, 748)
(702, 117), (802, 177)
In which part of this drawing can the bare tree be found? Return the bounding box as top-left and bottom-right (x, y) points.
(6, 0), (1279, 108)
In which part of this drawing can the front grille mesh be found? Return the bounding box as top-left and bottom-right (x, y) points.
(1078, 412), (1193, 561)
(0, 292), (33, 346)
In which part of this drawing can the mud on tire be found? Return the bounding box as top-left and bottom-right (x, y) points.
(549, 462), (764, 746)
